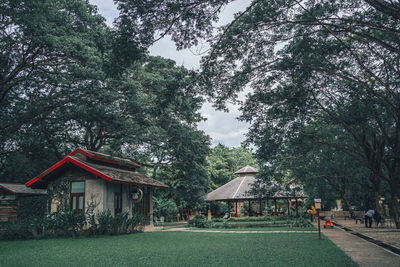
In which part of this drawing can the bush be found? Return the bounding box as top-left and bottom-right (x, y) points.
(51, 210), (86, 237)
(0, 208), (147, 241)
(1, 221), (33, 240)
(17, 195), (48, 222)
(152, 197), (178, 222)
(189, 215), (214, 228)
(96, 210), (114, 235)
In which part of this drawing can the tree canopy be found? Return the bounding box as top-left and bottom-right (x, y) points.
(0, 0), (210, 209)
(116, 0), (400, 227)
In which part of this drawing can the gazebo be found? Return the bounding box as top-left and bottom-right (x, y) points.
(205, 166), (305, 217)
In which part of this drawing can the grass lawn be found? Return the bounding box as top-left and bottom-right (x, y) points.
(0, 231), (357, 267)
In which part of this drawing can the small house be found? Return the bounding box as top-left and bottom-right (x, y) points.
(0, 183), (46, 222)
(25, 148), (168, 225)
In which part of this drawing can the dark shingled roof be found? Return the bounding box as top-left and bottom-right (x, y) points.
(70, 156), (168, 189)
(234, 165), (259, 175)
(0, 183), (46, 195)
(69, 148), (141, 169)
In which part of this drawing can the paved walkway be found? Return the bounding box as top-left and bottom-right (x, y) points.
(313, 221), (400, 267)
(333, 218), (400, 250)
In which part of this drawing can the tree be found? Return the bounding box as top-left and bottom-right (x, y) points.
(116, 0), (400, 227)
(0, 1), (211, 214)
(207, 143), (258, 189)
(0, 0), (112, 154)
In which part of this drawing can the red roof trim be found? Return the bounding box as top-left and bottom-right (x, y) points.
(68, 148), (140, 169)
(25, 157), (70, 187)
(26, 156), (113, 187)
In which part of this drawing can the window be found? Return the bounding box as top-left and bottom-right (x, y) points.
(70, 181), (85, 215)
(114, 185), (122, 215)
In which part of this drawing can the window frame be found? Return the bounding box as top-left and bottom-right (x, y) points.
(114, 184), (123, 215)
(70, 181), (85, 215)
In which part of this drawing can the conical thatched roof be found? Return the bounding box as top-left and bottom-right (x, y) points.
(205, 175), (258, 201)
(234, 165), (258, 175)
(205, 165), (306, 202)
(206, 166), (259, 201)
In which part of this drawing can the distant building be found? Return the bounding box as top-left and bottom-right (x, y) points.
(205, 165), (305, 217)
(0, 183), (46, 222)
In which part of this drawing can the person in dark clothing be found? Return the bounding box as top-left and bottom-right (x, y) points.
(373, 211), (384, 227)
(365, 209), (374, 228)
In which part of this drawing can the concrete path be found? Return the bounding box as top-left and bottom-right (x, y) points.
(313, 222), (400, 267)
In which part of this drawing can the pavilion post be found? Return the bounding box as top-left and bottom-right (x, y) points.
(274, 199), (277, 216)
(259, 199), (262, 215)
(248, 200), (251, 215)
(296, 199), (299, 218)
(235, 200), (238, 217)
(287, 199), (290, 216)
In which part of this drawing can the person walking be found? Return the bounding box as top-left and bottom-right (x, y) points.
(365, 209), (374, 228)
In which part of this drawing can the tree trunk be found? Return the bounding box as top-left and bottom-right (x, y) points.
(370, 172), (384, 215)
(388, 181), (400, 229)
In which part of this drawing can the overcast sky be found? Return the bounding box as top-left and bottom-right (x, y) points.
(89, 0), (251, 147)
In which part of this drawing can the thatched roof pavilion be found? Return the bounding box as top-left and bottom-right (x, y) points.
(205, 165), (306, 217)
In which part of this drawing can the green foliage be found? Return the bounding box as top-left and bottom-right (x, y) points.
(95, 210), (114, 235)
(209, 216), (312, 229)
(188, 215), (214, 228)
(152, 197), (178, 222)
(1, 221), (33, 240)
(209, 202), (228, 217)
(17, 195), (48, 222)
(207, 144), (259, 190)
(0, 208), (144, 241)
(117, 0), (400, 227)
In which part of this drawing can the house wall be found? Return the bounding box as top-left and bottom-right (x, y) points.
(48, 167), (98, 213)
(47, 167), (153, 224)
(85, 179), (104, 214)
(0, 189), (17, 222)
(104, 183), (132, 216)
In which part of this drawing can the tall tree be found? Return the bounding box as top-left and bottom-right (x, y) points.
(116, 0), (400, 227)
(207, 143), (258, 189)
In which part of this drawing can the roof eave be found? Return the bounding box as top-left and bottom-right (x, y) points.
(26, 156), (168, 190)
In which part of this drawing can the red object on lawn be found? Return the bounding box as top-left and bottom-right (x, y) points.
(323, 221), (334, 228)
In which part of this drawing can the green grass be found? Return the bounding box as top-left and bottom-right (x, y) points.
(0, 231), (357, 267)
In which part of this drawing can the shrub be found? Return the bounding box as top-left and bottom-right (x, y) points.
(51, 210), (86, 237)
(1, 221), (33, 240)
(96, 210), (114, 235)
(152, 197), (178, 222)
(1, 208), (146, 241)
(17, 195), (48, 222)
(189, 215), (214, 228)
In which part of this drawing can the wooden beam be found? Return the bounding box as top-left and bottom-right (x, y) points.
(235, 200), (238, 217)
